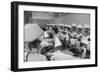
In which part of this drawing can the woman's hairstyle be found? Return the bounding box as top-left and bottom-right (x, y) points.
(88, 38), (90, 41)
(48, 32), (54, 38)
(53, 26), (58, 34)
(42, 27), (46, 31)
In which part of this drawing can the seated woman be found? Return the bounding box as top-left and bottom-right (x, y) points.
(27, 39), (47, 61)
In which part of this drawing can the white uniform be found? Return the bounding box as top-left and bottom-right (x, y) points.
(40, 39), (49, 48)
(54, 36), (62, 47)
(70, 38), (76, 45)
(44, 31), (49, 38)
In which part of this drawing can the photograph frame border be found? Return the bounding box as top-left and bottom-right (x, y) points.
(11, 1), (98, 72)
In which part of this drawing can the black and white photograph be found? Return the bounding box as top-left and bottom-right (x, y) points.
(11, 1), (97, 71)
(24, 11), (91, 62)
